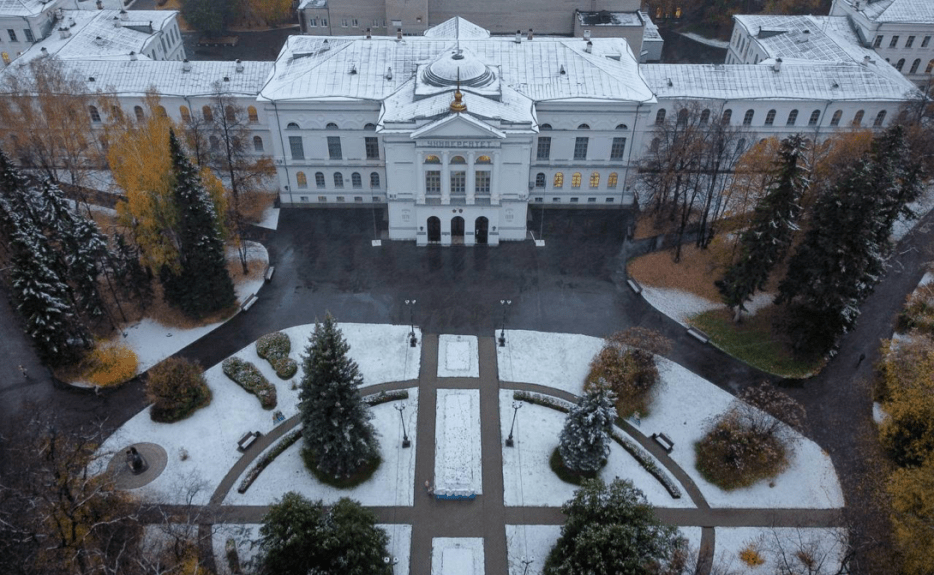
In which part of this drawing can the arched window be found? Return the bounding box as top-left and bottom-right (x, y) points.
(700, 109), (710, 124)
(853, 110), (865, 126)
(808, 110), (820, 126)
(450, 155), (466, 164)
(743, 109), (754, 125)
(134, 106), (144, 122)
(200, 105), (212, 122)
(351, 172), (362, 188)
(370, 172), (380, 188)
(424, 155), (441, 164)
(253, 136), (264, 152)
(326, 122), (339, 130)
(655, 109), (666, 125)
(721, 109), (732, 124)
(111, 106), (123, 122)
(180, 106), (191, 122)
(535, 173), (545, 187)
(608, 173), (618, 188)
(910, 59), (921, 74)
(334, 172), (344, 187)
(315, 172), (325, 187)
(874, 110), (887, 127)
(209, 136), (219, 150)
(927, 60), (934, 74)
(786, 109), (798, 126)
(540, 123), (552, 130)
(88, 105), (101, 122)
(589, 172), (600, 188)
(615, 124), (628, 130)
(650, 137), (660, 153)
(571, 172), (582, 188)
(896, 58), (905, 71)
(830, 110), (842, 126)
(364, 123), (377, 131)
(286, 122), (299, 129)
(736, 138), (746, 154)
(247, 106), (258, 123)
(476, 155), (492, 164)
(553, 172), (564, 188)
(155, 105), (167, 118)
(225, 105), (236, 122)
(764, 109), (776, 126)
(677, 108), (689, 126)
(578, 123), (590, 129)
(296, 172), (308, 188)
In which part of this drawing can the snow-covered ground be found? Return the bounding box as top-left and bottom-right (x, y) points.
(438, 335), (480, 378)
(892, 184), (934, 241)
(496, 330), (604, 394)
(499, 390), (693, 508)
(678, 526), (704, 558)
(225, 389), (418, 507)
(434, 389), (482, 496)
(255, 206), (280, 230)
(505, 525), (560, 575)
(432, 538), (484, 575)
(714, 527), (848, 574)
(639, 286), (774, 327)
(213, 523), (411, 575)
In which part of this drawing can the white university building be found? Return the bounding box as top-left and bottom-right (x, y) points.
(0, 5), (926, 245)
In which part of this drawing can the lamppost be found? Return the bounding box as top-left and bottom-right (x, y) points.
(499, 299), (511, 347)
(505, 401), (522, 447)
(383, 556), (399, 566)
(394, 403), (411, 448)
(405, 299), (417, 347)
(521, 556), (535, 575)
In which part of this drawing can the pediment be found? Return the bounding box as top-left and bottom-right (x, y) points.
(410, 112), (506, 140)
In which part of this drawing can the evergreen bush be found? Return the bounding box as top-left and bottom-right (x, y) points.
(146, 357), (212, 422)
(271, 357), (298, 379)
(558, 385), (616, 475)
(256, 331), (291, 360)
(222, 357), (277, 409)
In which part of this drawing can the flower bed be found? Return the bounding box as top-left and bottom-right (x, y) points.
(237, 429), (302, 494)
(222, 357), (277, 409)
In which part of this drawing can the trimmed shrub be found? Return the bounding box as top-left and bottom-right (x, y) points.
(301, 447), (381, 489)
(365, 389), (409, 406)
(82, 341), (139, 387)
(222, 357), (277, 409)
(586, 328), (671, 417)
(256, 331), (291, 360)
(146, 357), (212, 423)
(271, 356), (298, 379)
(549, 447), (599, 485)
(238, 429), (302, 494)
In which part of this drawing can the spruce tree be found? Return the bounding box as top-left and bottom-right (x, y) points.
(559, 386), (617, 473)
(716, 135), (809, 320)
(161, 129), (235, 318)
(299, 315), (380, 479)
(111, 233), (153, 309)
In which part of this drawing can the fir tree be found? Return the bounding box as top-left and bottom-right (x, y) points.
(299, 315), (380, 479)
(111, 233), (153, 310)
(161, 129), (235, 318)
(559, 385), (617, 474)
(716, 135), (809, 320)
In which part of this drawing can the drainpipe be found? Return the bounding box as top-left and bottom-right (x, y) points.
(272, 100), (291, 206)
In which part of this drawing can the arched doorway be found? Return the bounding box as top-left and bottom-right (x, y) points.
(427, 217), (441, 242)
(475, 217), (489, 245)
(451, 216), (465, 244)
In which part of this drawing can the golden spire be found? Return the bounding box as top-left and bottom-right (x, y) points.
(450, 71), (467, 113)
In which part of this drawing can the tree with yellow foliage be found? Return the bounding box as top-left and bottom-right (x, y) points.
(877, 337), (934, 467)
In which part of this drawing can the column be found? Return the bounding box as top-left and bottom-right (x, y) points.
(491, 151), (500, 205)
(417, 152), (426, 204)
(466, 152), (476, 205)
(441, 151), (451, 205)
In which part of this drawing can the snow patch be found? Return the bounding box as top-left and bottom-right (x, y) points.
(679, 32), (730, 49)
(714, 527), (848, 574)
(640, 286), (720, 326)
(438, 335), (479, 377)
(872, 401), (890, 425)
(505, 525), (560, 575)
(255, 206), (280, 231)
(892, 183), (934, 241)
(496, 330), (604, 394)
(434, 389), (482, 496)
(432, 538), (484, 575)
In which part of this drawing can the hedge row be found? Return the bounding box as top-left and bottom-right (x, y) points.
(222, 357), (277, 409)
(364, 389), (410, 406)
(237, 428), (302, 494)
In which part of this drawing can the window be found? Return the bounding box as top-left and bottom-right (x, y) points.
(253, 136), (264, 152)
(578, 123), (590, 129)
(911, 59), (921, 74)
(373, 196), (380, 202)
(365, 137), (379, 159)
(721, 109), (732, 124)
(906, 36), (915, 48)
(553, 197), (561, 203)
(700, 109), (710, 124)
(209, 136), (219, 151)
(326, 122), (339, 130)
(321, 18), (327, 26)
(610, 137), (626, 160)
(24, 29), (33, 42)
(315, 172), (325, 187)
(451, 171), (466, 194)
(655, 109), (666, 124)
(88, 105), (101, 123)
(764, 109), (776, 126)
(874, 35), (883, 48)
(370, 172), (380, 188)
(570, 197), (579, 203)
(571, 172), (581, 188)
(364, 123), (377, 131)
(289, 136), (304, 159)
(830, 110), (842, 126)
(424, 155), (441, 164)
(341, 19), (348, 27)
(309, 17), (317, 27)
(476, 155), (491, 164)
(354, 196), (363, 202)
(808, 110), (820, 126)
(180, 106), (190, 122)
(156, 106), (167, 118)
(111, 106), (123, 121)
(553, 172), (564, 188)
(537, 137), (551, 160)
(247, 106), (258, 123)
(202, 106), (213, 122)
(134, 106), (144, 122)
(535, 173), (545, 188)
(7, 30), (17, 42)
(896, 58), (905, 71)
(853, 110), (865, 126)
(334, 173), (344, 187)
(606, 197), (615, 203)
(786, 109), (798, 126)
(475, 171), (490, 194)
(351, 18), (358, 27)
(327, 136), (342, 160)
(743, 109), (754, 126)
(588, 197), (596, 203)
(927, 60), (934, 74)
(318, 196), (326, 202)
(286, 122), (299, 129)
(426, 171), (441, 193)
(736, 138), (746, 154)
(351, 172), (362, 188)
(451, 155), (466, 165)
(540, 124), (552, 130)
(890, 36), (899, 48)
(573, 137), (588, 160)
(616, 124), (628, 130)
(296, 172), (307, 188)
(336, 196), (345, 202)
(874, 110), (887, 127)
(677, 108), (689, 126)
(650, 138), (660, 153)
(608, 173), (618, 188)
(589, 172), (600, 188)
(923, 36), (931, 48)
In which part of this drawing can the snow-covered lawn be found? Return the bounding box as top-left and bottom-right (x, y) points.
(499, 390), (693, 508)
(432, 538), (484, 575)
(496, 330), (604, 394)
(714, 527), (848, 574)
(678, 526), (704, 557)
(639, 286), (774, 327)
(892, 183), (934, 241)
(438, 335), (479, 378)
(505, 525), (560, 575)
(434, 389), (482, 496)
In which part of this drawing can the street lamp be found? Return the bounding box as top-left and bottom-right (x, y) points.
(521, 556), (535, 575)
(505, 401), (523, 447)
(383, 556), (399, 565)
(405, 299), (417, 347)
(499, 299), (511, 347)
(394, 403), (411, 448)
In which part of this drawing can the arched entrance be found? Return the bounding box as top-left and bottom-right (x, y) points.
(427, 217), (441, 242)
(451, 216), (465, 244)
(475, 217), (489, 245)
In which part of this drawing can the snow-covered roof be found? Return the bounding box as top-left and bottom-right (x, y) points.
(297, 0), (326, 9)
(736, 15), (878, 64)
(423, 17), (489, 39)
(0, 0), (57, 17)
(853, 0), (934, 24)
(381, 82), (534, 125)
(642, 62), (919, 102)
(576, 11), (642, 27)
(640, 11), (662, 41)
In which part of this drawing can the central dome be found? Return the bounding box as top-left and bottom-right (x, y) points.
(424, 49), (496, 88)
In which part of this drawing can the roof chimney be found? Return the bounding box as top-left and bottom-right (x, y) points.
(585, 40), (593, 53)
(854, 1), (861, 10)
(385, 66), (392, 80)
(235, 58), (244, 72)
(113, 16), (121, 28)
(772, 57), (782, 72)
(515, 29), (522, 43)
(40, 47), (48, 55)
(182, 59), (191, 72)
(559, 64), (566, 74)
(396, 28), (402, 41)
(67, 16), (75, 27)
(527, 28), (533, 40)
(119, 9), (128, 20)
(129, 51), (136, 61)
(96, 0), (102, 9)
(863, 54), (871, 65)
(349, 63), (357, 74)
(58, 26), (70, 39)
(583, 29), (591, 41)
(365, 27), (371, 39)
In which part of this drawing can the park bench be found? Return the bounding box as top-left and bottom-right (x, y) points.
(264, 265), (275, 281)
(241, 293), (258, 311)
(652, 432), (675, 454)
(237, 431), (262, 452)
